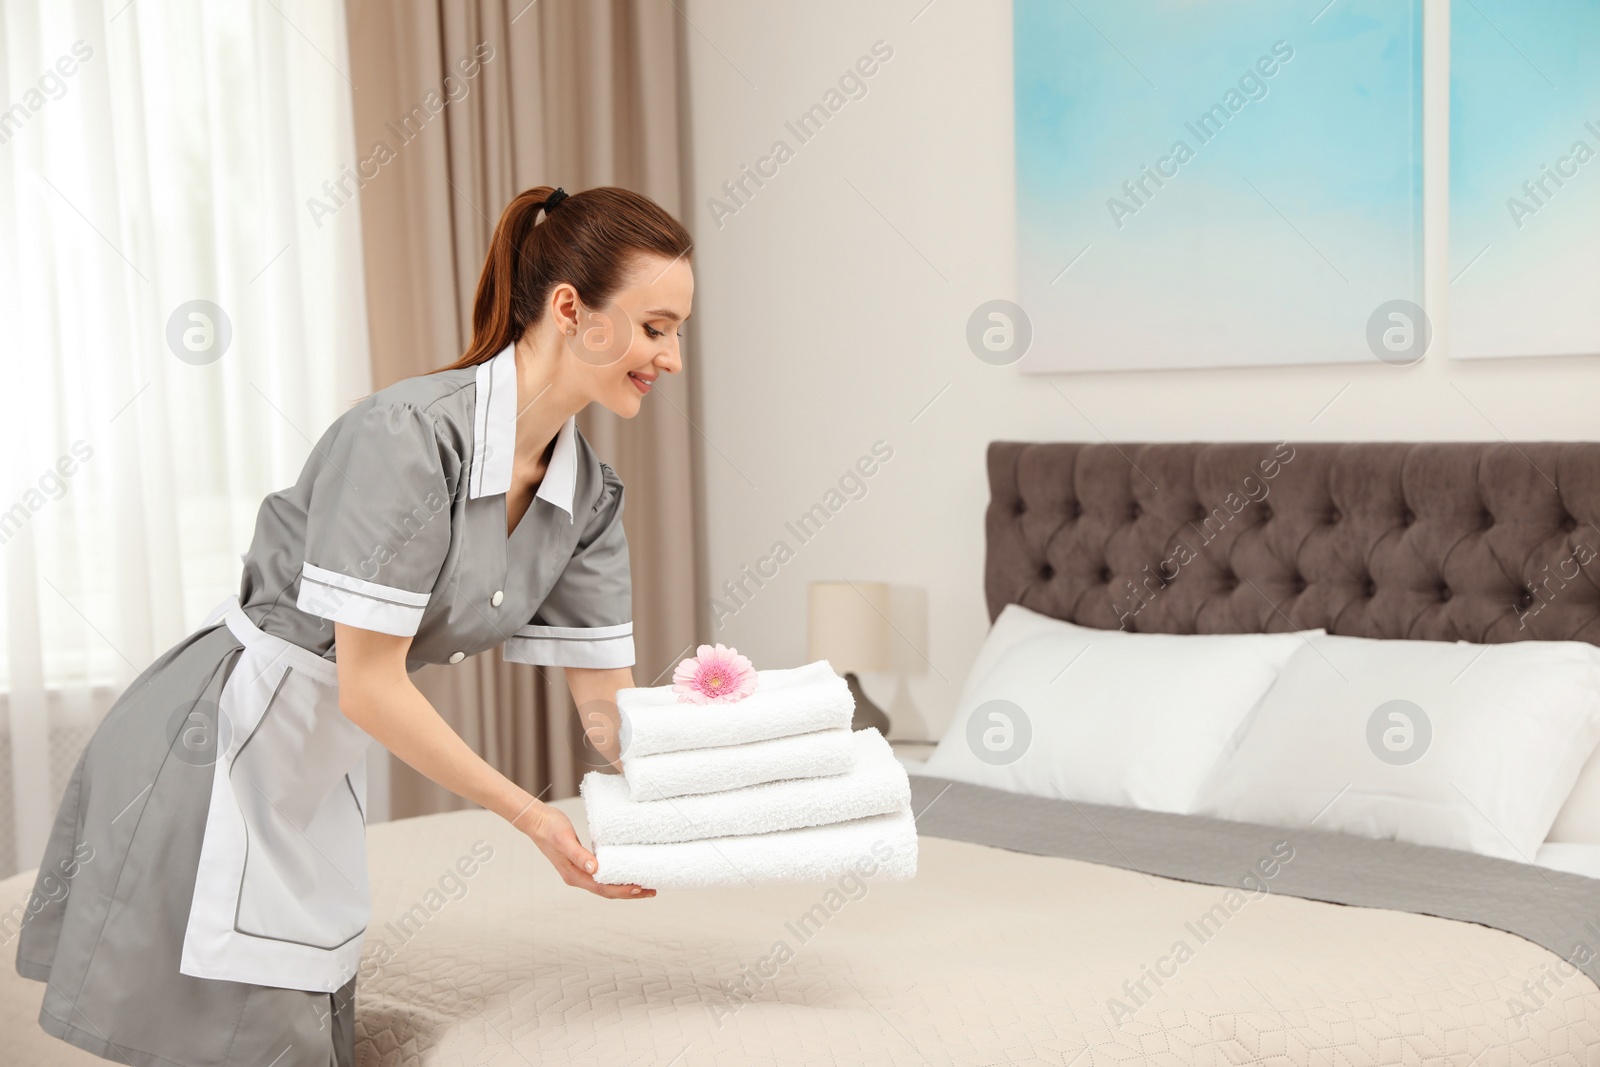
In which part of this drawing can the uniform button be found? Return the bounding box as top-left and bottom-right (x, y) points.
(491, 590), (504, 607)
(449, 651), (465, 664)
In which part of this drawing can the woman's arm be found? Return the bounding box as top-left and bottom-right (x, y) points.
(332, 622), (655, 899)
(564, 665), (635, 773)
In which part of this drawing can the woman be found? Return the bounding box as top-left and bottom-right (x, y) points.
(14, 184), (693, 1067)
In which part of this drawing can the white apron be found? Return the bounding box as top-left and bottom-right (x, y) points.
(179, 595), (375, 993)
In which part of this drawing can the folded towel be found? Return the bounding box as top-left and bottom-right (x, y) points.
(623, 727), (856, 801)
(584, 728), (907, 846)
(619, 659), (853, 759)
(592, 804), (919, 889)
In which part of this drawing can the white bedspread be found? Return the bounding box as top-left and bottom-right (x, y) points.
(3, 796), (1598, 1065)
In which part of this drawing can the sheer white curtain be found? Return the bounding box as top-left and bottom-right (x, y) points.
(0, 1), (371, 878)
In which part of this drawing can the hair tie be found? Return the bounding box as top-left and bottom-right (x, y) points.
(540, 187), (568, 214)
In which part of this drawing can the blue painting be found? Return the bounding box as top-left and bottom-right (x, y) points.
(1014, 0), (1424, 372)
(1451, 0), (1600, 360)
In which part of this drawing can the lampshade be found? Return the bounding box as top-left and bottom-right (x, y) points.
(807, 581), (891, 674)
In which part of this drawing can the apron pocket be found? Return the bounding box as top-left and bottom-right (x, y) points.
(226, 659), (373, 950)
(233, 774), (370, 949)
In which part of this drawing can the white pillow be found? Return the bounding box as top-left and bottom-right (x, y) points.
(1535, 842), (1600, 880)
(1507, 638), (1600, 847)
(1194, 633), (1600, 861)
(1472, 637), (1600, 848)
(921, 603), (1318, 814)
(1547, 745), (1600, 844)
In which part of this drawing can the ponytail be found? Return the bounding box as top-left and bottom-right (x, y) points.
(439, 185), (693, 371)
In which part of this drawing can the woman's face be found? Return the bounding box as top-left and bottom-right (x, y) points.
(562, 252), (694, 418)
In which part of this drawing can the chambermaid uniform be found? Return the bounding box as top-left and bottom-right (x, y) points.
(14, 342), (635, 1067)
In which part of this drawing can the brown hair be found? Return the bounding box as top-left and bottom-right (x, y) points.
(439, 185), (693, 371)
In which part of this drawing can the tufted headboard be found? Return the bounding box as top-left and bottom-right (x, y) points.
(985, 441), (1600, 645)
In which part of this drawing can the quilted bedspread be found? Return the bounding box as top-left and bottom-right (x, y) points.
(3, 792), (1598, 1065)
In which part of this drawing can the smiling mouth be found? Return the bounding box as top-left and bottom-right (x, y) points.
(628, 371), (654, 394)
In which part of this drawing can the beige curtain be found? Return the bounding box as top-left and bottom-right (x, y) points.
(345, 0), (706, 818)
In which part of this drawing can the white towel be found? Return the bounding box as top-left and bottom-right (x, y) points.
(585, 728), (907, 846)
(619, 659), (853, 759)
(623, 727), (855, 801)
(592, 805), (919, 889)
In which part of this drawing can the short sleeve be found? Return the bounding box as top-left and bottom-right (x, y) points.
(504, 461), (635, 668)
(294, 403), (456, 637)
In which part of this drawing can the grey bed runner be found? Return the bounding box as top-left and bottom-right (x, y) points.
(908, 772), (1600, 985)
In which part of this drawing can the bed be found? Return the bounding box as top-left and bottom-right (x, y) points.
(4, 440), (1599, 1065)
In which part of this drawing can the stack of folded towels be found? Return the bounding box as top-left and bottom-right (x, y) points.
(580, 660), (919, 889)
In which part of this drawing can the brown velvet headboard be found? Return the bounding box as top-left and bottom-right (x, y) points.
(985, 441), (1600, 644)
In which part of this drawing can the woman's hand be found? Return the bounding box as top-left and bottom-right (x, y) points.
(330, 624), (656, 899)
(521, 802), (657, 899)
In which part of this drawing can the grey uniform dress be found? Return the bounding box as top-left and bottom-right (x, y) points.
(13, 342), (635, 1067)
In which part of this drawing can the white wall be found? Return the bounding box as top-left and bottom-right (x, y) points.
(681, 0), (1600, 740)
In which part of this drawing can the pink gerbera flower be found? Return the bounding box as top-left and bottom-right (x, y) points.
(672, 643), (757, 704)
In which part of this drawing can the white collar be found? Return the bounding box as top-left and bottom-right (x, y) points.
(468, 342), (578, 523)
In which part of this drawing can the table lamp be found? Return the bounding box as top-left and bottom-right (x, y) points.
(807, 580), (892, 734)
